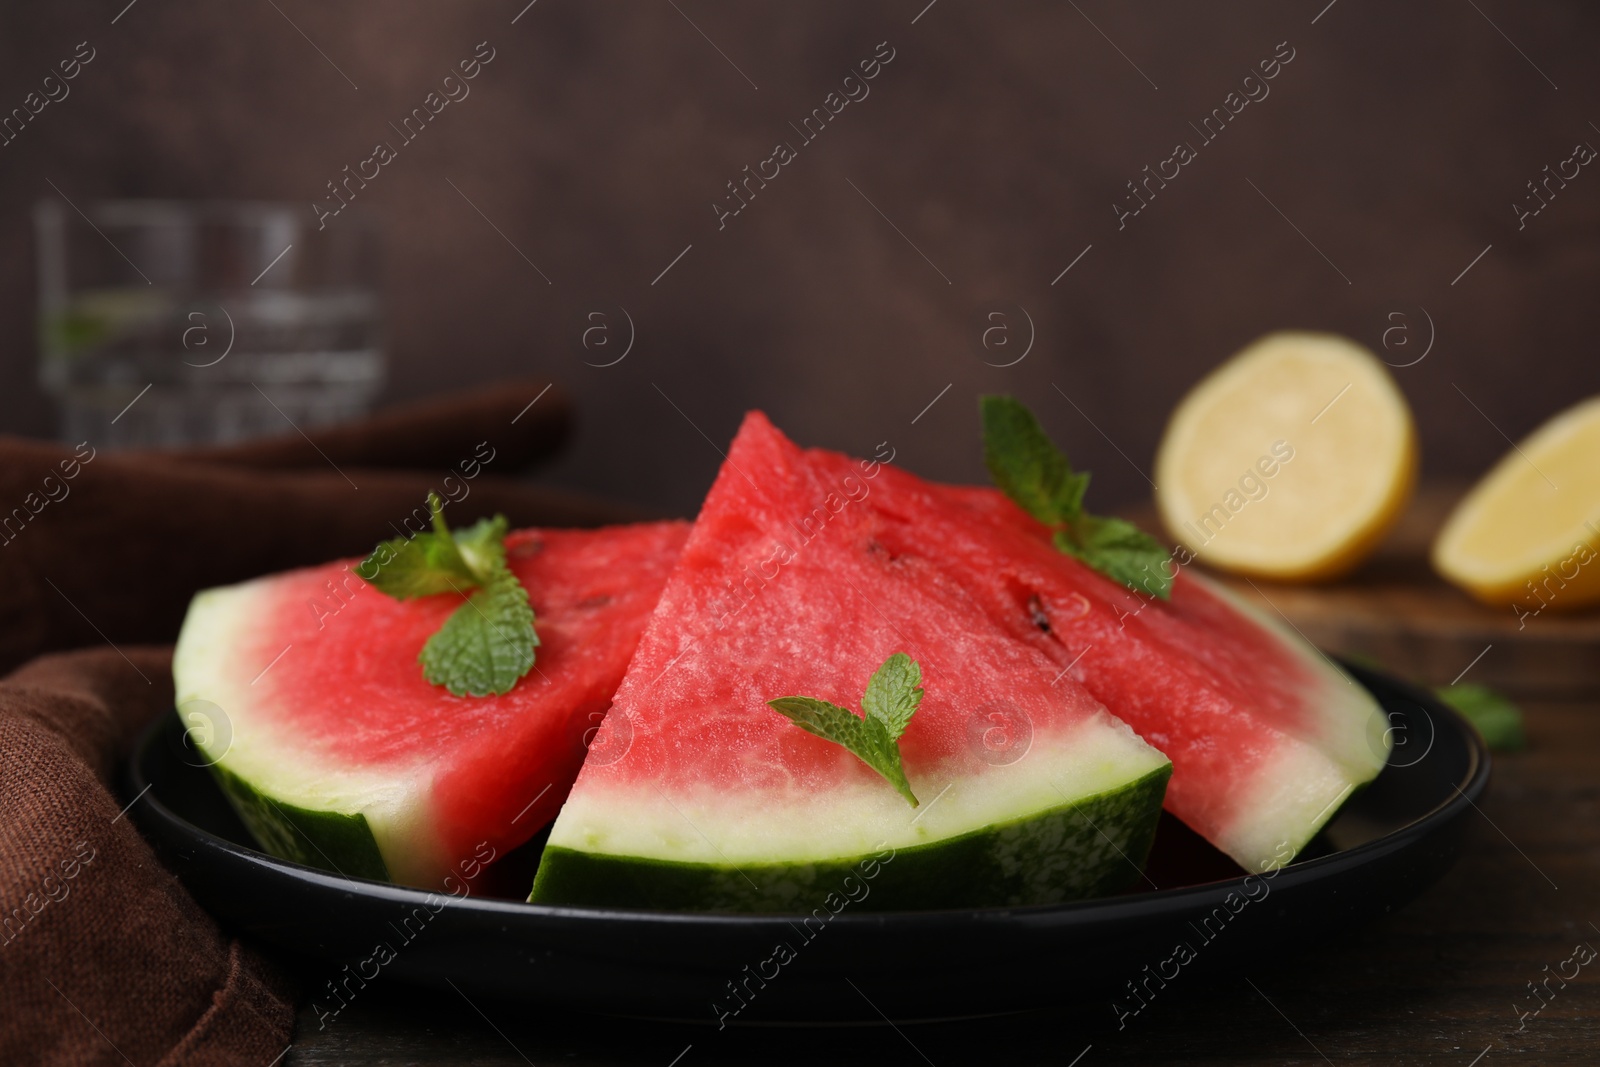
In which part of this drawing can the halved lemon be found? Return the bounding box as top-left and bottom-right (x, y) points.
(1155, 331), (1417, 581)
(1433, 396), (1600, 611)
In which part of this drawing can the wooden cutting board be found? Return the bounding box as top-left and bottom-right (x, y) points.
(1128, 486), (1600, 698)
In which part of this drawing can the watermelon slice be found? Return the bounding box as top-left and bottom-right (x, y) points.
(529, 414), (1172, 912)
(172, 521), (688, 889)
(817, 465), (1391, 871)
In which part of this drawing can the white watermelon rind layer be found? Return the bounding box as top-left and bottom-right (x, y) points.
(530, 713), (1173, 911)
(1182, 572), (1392, 869)
(174, 581), (449, 887)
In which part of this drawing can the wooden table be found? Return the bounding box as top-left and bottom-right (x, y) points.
(283, 692), (1599, 1066)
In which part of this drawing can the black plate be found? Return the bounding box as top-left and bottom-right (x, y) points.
(126, 664), (1488, 1024)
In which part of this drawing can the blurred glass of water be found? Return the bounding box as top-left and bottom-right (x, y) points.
(35, 200), (383, 448)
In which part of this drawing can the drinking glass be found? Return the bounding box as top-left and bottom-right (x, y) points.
(35, 199), (384, 448)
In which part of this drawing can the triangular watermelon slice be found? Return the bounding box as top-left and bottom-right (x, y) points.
(172, 521), (688, 889)
(820, 466), (1391, 871)
(529, 414), (1172, 911)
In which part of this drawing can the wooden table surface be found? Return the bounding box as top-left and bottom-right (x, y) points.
(281, 693), (1599, 1066)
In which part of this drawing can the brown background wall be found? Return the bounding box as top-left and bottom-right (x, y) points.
(1, 1), (1596, 516)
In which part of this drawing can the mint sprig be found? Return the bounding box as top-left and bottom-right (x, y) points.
(1434, 682), (1526, 751)
(981, 395), (1172, 600)
(767, 653), (924, 807)
(359, 493), (538, 697)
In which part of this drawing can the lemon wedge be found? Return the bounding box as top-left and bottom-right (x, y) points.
(1154, 331), (1417, 581)
(1433, 396), (1600, 611)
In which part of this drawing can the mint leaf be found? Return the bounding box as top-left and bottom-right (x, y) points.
(768, 654), (923, 807)
(360, 493), (539, 697)
(421, 560), (538, 697)
(982, 395), (1172, 600)
(981, 395), (1088, 525)
(452, 514), (511, 577)
(861, 651), (922, 741)
(1055, 516), (1172, 600)
(856, 714), (915, 805)
(766, 696), (865, 749)
(360, 495), (477, 599)
(1434, 682), (1526, 751)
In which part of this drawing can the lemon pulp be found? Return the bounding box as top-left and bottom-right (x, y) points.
(1155, 331), (1416, 581)
(1434, 395), (1600, 610)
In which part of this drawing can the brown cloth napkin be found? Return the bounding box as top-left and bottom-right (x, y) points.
(0, 380), (636, 1065)
(0, 380), (648, 677)
(1, 646), (295, 1067)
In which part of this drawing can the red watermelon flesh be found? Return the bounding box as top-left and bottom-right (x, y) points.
(530, 413), (1171, 911)
(811, 465), (1390, 870)
(172, 520), (688, 888)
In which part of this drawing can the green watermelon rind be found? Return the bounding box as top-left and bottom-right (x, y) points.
(207, 758), (390, 883)
(527, 764), (1171, 912)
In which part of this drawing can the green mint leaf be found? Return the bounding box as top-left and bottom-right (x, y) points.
(359, 496), (477, 599)
(861, 651), (922, 742)
(452, 514), (511, 580)
(766, 696), (866, 750)
(1056, 516), (1173, 601)
(360, 534), (474, 598)
(420, 560), (539, 697)
(857, 714), (917, 807)
(767, 654), (923, 807)
(361, 494), (540, 697)
(982, 395), (1172, 599)
(1434, 682), (1526, 751)
(980, 394), (1089, 525)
